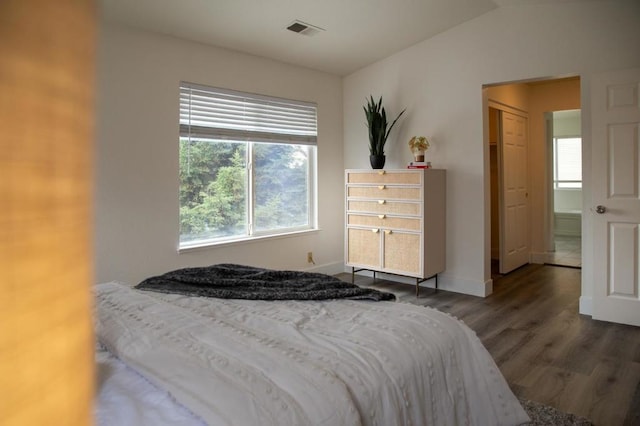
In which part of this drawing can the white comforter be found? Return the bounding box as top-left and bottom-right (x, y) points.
(95, 344), (206, 426)
(95, 282), (529, 426)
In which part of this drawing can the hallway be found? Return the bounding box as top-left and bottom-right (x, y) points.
(547, 235), (582, 268)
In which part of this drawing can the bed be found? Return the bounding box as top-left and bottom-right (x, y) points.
(94, 265), (529, 426)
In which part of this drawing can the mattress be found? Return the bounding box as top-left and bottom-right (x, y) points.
(95, 282), (529, 425)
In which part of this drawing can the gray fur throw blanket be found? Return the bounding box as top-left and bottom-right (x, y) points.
(135, 263), (395, 301)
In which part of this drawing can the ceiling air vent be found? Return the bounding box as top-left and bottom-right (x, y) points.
(286, 20), (324, 37)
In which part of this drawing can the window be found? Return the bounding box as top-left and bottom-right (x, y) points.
(179, 82), (317, 249)
(553, 137), (582, 188)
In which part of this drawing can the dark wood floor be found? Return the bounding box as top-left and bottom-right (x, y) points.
(339, 264), (640, 426)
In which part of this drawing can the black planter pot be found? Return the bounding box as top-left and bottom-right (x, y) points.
(369, 155), (386, 169)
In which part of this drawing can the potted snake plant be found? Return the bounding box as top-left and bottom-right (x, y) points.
(364, 95), (405, 169)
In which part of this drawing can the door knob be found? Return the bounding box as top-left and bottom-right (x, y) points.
(595, 205), (607, 214)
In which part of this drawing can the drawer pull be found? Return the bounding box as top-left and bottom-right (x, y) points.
(377, 170), (386, 175)
(378, 214), (386, 219)
(372, 228), (380, 233)
(378, 200), (386, 205)
(384, 230), (393, 235)
(378, 185), (386, 190)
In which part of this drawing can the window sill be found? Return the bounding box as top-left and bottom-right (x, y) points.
(177, 228), (320, 254)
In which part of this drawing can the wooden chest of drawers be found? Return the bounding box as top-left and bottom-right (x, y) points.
(345, 169), (446, 293)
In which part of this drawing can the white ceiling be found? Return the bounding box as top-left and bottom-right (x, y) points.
(99, 0), (601, 76)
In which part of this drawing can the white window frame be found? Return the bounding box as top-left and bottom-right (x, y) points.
(178, 82), (318, 250)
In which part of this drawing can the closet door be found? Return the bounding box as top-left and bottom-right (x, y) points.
(500, 111), (530, 273)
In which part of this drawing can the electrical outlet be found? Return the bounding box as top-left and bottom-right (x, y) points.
(307, 252), (315, 264)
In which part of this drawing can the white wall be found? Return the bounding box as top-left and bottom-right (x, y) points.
(343, 1), (640, 301)
(554, 111), (581, 138)
(96, 24), (344, 284)
(554, 190), (582, 213)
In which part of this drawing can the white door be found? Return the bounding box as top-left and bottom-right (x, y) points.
(500, 111), (530, 273)
(592, 68), (640, 326)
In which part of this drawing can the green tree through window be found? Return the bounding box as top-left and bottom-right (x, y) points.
(179, 139), (246, 242)
(254, 143), (309, 232)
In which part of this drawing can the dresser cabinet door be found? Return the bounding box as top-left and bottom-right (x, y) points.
(347, 228), (381, 269)
(383, 230), (421, 275)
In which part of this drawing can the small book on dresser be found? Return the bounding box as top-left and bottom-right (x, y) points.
(407, 161), (431, 169)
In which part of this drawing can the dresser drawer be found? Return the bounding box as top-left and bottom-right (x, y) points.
(347, 199), (420, 216)
(347, 171), (421, 185)
(347, 185), (421, 200)
(347, 214), (421, 231)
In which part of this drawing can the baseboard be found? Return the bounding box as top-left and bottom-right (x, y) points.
(305, 261), (345, 276)
(529, 252), (549, 264)
(439, 274), (493, 297)
(483, 278), (494, 296)
(579, 296), (593, 316)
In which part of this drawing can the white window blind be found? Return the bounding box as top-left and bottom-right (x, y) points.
(180, 82), (317, 145)
(554, 137), (582, 188)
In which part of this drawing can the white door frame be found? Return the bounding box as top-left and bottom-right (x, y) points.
(544, 112), (556, 255)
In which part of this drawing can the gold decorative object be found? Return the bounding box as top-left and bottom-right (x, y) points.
(408, 136), (430, 162)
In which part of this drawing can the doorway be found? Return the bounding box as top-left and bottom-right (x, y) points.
(547, 110), (582, 268)
(485, 77), (581, 277)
